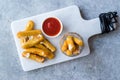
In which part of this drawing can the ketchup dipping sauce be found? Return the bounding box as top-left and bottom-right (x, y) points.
(42, 17), (63, 38)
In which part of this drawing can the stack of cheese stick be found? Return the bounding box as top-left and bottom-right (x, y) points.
(61, 35), (83, 56)
(17, 20), (56, 63)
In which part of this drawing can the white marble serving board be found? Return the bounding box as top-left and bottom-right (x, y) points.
(11, 5), (101, 71)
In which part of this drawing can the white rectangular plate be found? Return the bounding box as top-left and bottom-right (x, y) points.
(11, 5), (101, 71)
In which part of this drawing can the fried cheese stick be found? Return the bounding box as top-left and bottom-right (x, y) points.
(65, 50), (72, 56)
(25, 20), (34, 31)
(73, 37), (83, 46)
(35, 44), (55, 59)
(61, 40), (68, 52)
(22, 36), (44, 49)
(41, 39), (56, 52)
(17, 30), (42, 38)
(22, 51), (45, 63)
(20, 20), (34, 44)
(25, 48), (54, 59)
(66, 36), (75, 52)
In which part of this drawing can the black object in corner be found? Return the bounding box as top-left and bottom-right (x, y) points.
(99, 12), (118, 34)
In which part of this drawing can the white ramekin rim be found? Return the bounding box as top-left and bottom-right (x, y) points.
(41, 16), (63, 38)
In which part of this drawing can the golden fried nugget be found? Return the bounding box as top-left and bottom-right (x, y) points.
(17, 30), (42, 38)
(41, 39), (56, 52)
(25, 20), (34, 31)
(22, 37), (44, 49)
(65, 50), (72, 56)
(22, 51), (45, 63)
(25, 48), (54, 59)
(66, 36), (75, 52)
(73, 37), (83, 46)
(61, 40), (68, 52)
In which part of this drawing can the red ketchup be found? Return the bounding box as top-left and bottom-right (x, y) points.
(42, 17), (61, 36)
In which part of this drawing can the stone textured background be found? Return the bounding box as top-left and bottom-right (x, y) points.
(0, 0), (120, 80)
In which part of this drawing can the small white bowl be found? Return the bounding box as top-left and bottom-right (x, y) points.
(41, 16), (63, 38)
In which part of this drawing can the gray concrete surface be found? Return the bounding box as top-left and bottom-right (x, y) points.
(0, 0), (120, 80)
